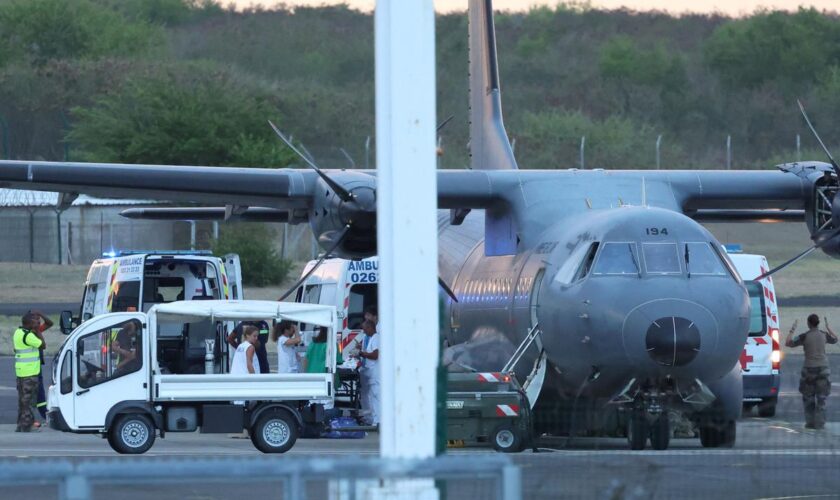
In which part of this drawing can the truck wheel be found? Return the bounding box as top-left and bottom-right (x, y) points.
(252, 410), (298, 454)
(757, 398), (777, 418)
(109, 414), (155, 454)
(491, 424), (523, 453)
(649, 415), (670, 450)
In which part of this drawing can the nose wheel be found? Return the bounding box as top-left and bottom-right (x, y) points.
(627, 413), (648, 450)
(627, 412), (671, 450)
(649, 414), (670, 450)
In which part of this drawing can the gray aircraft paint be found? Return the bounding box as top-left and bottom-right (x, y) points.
(0, 0), (835, 447)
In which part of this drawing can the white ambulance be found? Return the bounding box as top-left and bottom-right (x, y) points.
(62, 250), (243, 329)
(725, 245), (782, 417)
(293, 257), (378, 354)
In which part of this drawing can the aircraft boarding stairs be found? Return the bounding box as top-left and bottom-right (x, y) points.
(502, 324), (547, 409)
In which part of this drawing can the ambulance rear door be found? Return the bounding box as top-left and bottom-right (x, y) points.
(223, 254), (243, 300)
(81, 260), (112, 321)
(106, 255), (145, 313)
(341, 258), (379, 353)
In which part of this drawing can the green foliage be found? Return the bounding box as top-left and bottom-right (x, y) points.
(515, 110), (683, 169)
(211, 223), (291, 287)
(96, 0), (224, 26)
(4, 4), (840, 170)
(0, 0), (163, 66)
(600, 36), (674, 87)
(704, 8), (840, 90)
(66, 63), (297, 167)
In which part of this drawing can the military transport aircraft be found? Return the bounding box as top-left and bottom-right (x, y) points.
(0, 0), (836, 450)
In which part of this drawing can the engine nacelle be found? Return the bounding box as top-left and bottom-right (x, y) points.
(309, 171), (377, 259)
(806, 166), (840, 258)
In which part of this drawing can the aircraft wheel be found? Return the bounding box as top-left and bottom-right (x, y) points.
(719, 420), (736, 448)
(757, 398), (777, 418)
(627, 414), (648, 450)
(109, 413), (156, 454)
(252, 410), (298, 454)
(491, 424), (524, 453)
(649, 414), (670, 450)
(699, 420), (736, 448)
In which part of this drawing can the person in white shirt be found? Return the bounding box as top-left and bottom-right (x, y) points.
(272, 321), (301, 373)
(230, 326), (260, 375)
(364, 305), (379, 334)
(358, 319), (380, 426)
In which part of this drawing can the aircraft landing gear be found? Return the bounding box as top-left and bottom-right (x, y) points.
(699, 420), (735, 448)
(627, 412), (648, 450)
(625, 393), (672, 450)
(649, 414), (670, 450)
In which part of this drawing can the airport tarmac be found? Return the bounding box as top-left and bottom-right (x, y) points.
(1, 355), (840, 499)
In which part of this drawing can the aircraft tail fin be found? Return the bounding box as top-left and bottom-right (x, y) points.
(469, 0), (518, 171)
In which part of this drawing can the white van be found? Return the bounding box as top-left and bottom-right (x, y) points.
(63, 251), (242, 328)
(48, 300), (337, 454)
(294, 257), (378, 353)
(725, 246), (781, 417)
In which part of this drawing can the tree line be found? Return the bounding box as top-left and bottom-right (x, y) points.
(1, 0), (839, 171)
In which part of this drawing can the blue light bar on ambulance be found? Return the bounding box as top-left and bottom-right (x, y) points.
(723, 244), (743, 254)
(102, 250), (214, 257)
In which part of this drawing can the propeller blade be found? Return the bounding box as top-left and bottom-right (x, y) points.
(277, 225), (351, 301)
(754, 227), (840, 281)
(436, 114), (455, 133)
(268, 120), (354, 202)
(797, 99), (840, 178)
(438, 276), (459, 303)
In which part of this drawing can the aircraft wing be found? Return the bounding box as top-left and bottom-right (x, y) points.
(0, 159), (820, 214)
(0, 160), (314, 209)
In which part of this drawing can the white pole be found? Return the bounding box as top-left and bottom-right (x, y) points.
(797, 134), (801, 162)
(656, 134), (662, 170)
(726, 134), (731, 170)
(190, 221), (196, 250)
(580, 136), (585, 169)
(376, 0), (439, 465)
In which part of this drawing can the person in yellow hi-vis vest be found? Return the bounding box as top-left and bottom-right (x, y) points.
(14, 312), (44, 432)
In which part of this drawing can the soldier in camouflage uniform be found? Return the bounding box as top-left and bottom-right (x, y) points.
(13, 312), (44, 432)
(785, 314), (838, 429)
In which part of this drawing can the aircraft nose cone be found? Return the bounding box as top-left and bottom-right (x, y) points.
(622, 299), (718, 376)
(645, 317), (701, 367)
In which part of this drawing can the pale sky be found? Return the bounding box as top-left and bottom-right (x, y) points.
(233, 1), (839, 17)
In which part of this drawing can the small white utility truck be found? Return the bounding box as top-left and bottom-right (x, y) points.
(47, 301), (337, 454)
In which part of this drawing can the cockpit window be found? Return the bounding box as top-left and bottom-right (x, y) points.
(592, 242), (640, 276)
(643, 243), (681, 275)
(553, 242), (599, 284)
(684, 242), (728, 276)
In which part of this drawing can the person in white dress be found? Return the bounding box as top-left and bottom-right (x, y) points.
(272, 321), (301, 373)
